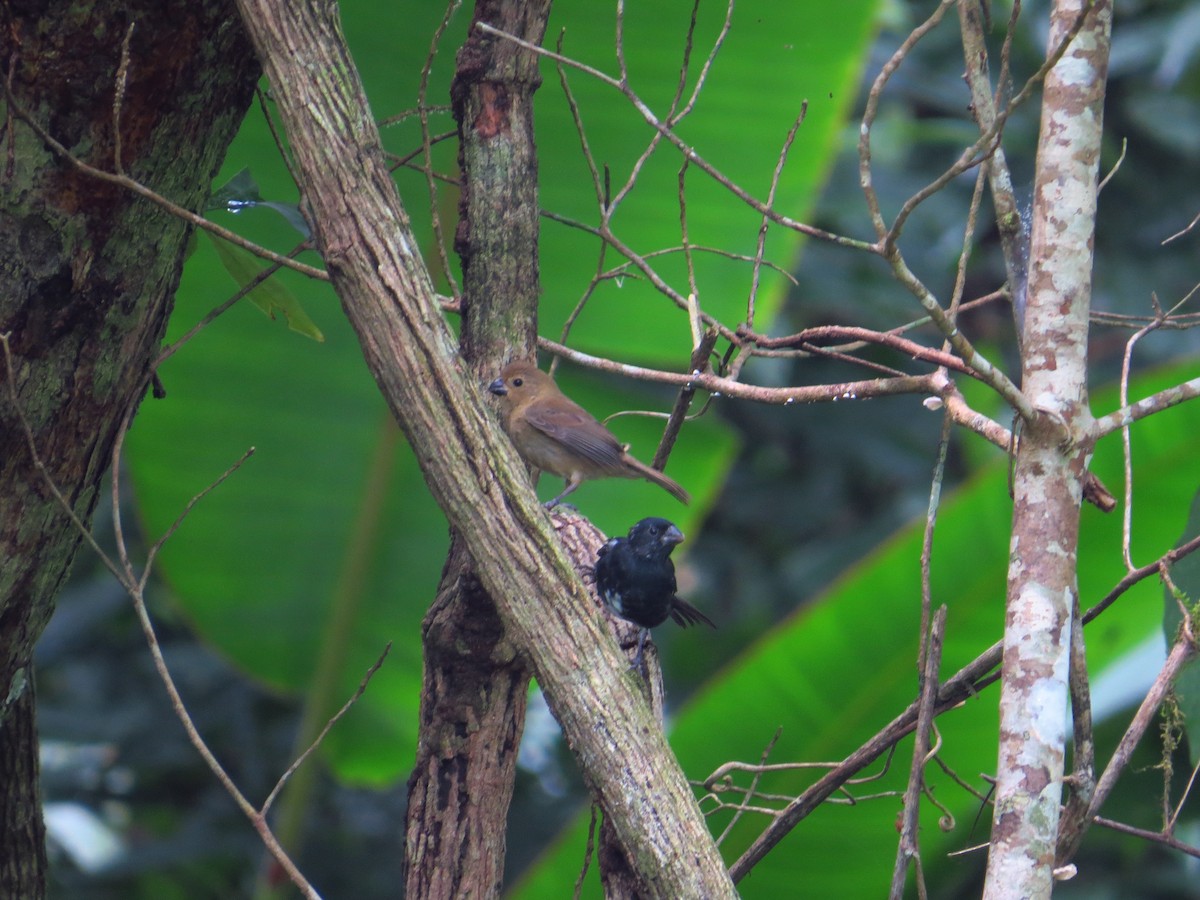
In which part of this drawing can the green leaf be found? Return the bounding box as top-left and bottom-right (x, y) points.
(533, 2), (881, 363)
(513, 362), (1200, 897)
(127, 0), (880, 786)
(205, 233), (324, 341)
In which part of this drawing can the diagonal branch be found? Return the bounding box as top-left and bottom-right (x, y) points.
(726, 523), (1200, 883)
(231, 2), (736, 896)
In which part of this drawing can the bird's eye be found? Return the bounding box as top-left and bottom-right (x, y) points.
(512, 377), (523, 387)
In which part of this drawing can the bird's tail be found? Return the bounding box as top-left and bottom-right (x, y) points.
(669, 597), (716, 629)
(623, 455), (691, 504)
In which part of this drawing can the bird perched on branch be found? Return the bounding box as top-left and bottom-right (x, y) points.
(594, 517), (715, 669)
(487, 361), (690, 509)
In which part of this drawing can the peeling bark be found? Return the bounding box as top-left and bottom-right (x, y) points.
(982, 2), (1113, 897)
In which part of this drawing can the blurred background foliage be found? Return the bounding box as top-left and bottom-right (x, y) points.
(37, 0), (1200, 897)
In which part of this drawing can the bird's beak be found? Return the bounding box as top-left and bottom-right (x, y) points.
(663, 524), (685, 546)
(487, 378), (507, 397)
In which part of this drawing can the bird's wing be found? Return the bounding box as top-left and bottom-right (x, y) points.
(523, 403), (625, 470)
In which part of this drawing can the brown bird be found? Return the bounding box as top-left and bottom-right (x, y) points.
(487, 361), (690, 508)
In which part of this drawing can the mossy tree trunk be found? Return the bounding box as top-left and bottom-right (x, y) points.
(0, 3), (259, 894)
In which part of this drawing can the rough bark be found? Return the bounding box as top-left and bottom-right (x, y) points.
(0, 2), (259, 894)
(402, 2), (548, 896)
(453, 0), (549, 367)
(233, 1), (735, 896)
(404, 540), (531, 899)
(0, 685), (46, 894)
(982, 1), (1113, 897)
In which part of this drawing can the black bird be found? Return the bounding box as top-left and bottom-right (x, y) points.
(594, 517), (715, 669)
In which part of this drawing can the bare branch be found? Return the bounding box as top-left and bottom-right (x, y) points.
(749, 326), (981, 379)
(1057, 611), (1197, 864)
(4, 330), (319, 896)
(1093, 816), (1200, 860)
(884, 252), (1033, 421)
(1, 81), (329, 283)
(538, 337), (940, 404)
(748, 101), (807, 330)
(262, 644), (393, 815)
(1163, 208), (1200, 245)
(959, 0), (1027, 336)
(418, 0), (465, 297)
(474, 21), (874, 252)
(1118, 311), (1169, 571)
(859, 0), (957, 240)
(727, 520), (1200, 882)
(651, 328), (719, 470)
(711, 729), (782, 846)
(1092, 375), (1200, 440)
(889, 606), (947, 900)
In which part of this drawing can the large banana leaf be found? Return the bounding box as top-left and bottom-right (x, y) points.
(125, 1), (881, 782)
(513, 363), (1200, 897)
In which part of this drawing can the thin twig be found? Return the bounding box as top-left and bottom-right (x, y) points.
(651, 328), (718, 470)
(959, 0), (1027, 339)
(574, 805), (599, 900)
(1092, 374), (1200, 441)
(262, 643), (393, 814)
(0, 334), (128, 587)
(419, 0), (463, 297)
(726, 532), (1200, 882)
(257, 85), (302, 192)
(747, 101), (807, 330)
(1167, 753), (1200, 832)
(1163, 208), (1200, 245)
(884, 251), (1033, 422)
(679, 159), (699, 311)
(539, 337), (940, 405)
(676, 0), (734, 121)
(859, 0), (956, 240)
(890, 606), (947, 900)
(750, 326), (980, 379)
(918, 411), (953, 675)
(1093, 816), (1200, 860)
(155, 241), (315, 368)
(2, 81), (328, 282)
(1054, 592), (1097, 862)
(1056, 611), (1198, 865)
(1116, 291), (1195, 568)
(714, 728), (783, 846)
(554, 31), (604, 209)
(475, 21), (873, 253)
(1097, 136), (1127, 193)
(890, 0), (1099, 253)
(4, 331), (326, 896)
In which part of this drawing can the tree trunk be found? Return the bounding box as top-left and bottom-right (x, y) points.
(233, 0), (736, 895)
(982, 1), (1113, 897)
(0, 3), (259, 894)
(402, 2), (548, 895)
